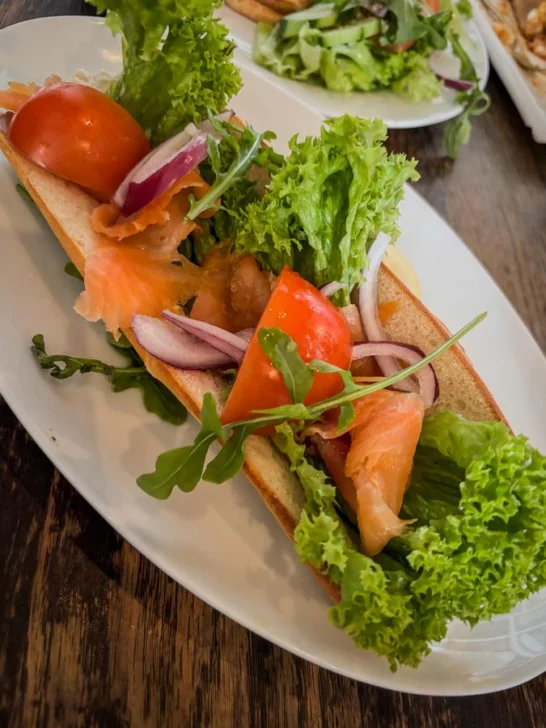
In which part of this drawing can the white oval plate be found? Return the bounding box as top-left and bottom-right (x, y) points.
(217, 5), (489, 129)
(1, 16), (545, 696)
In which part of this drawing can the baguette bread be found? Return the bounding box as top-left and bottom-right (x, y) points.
(0, 131), (507, 602)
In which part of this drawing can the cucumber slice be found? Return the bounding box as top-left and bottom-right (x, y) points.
(321, 18), (381, 48)
(277, 2), (338, 40)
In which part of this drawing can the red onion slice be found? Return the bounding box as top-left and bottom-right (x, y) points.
(320, 281), (345, 298)
(436, 74), (474, 92)
(133, 315), (235, 369)
(162, 311), (249, 363)
(352, 341), (439, 409)
(121, 134), (209, 217)
(113, 123), (199, 210)
(113, 112), (235, 215)
(358, 234), (417, 393)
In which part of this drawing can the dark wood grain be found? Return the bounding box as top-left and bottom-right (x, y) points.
(1, 2), (545, 726)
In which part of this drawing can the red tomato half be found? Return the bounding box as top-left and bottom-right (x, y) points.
(221, 268), (352, 426)
(9, 82), (150, 199)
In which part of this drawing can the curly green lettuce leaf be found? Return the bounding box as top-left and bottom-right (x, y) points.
(236, 115), (418, 302)
(274, 422), (353, 583)
(276, 411), (546, 670)
(89, 0), (242, 145)
(397, 413), (546, 624)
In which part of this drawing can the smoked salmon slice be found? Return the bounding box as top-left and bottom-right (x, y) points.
(74, 244), (202, 337)
(91, 170), (212, 241)
(307, 390), (425, 557)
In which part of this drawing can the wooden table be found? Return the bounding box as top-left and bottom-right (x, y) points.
(1, 1), (545, 726)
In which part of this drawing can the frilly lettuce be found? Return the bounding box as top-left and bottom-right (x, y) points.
(275, 412), (546, 670)
(89, 0), (241, 145)
(274, 423), (353, 583)
(236, 116), (418, 303)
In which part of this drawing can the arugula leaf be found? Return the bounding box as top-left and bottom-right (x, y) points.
(137, 393), (223, 498)
(204, 424), (260, 483)
(258, 328), (314, 404)
(201, 391), (226, 440)
(385, 0), (429, 44)
(88, 0), (242, 145)
(443, 87), (490, 159)
(137, 431), (217, 499)
(448, 28), (478, 82)
(441, 28), (489, 158)
(138, 313), (486, 495)
(383, 0), (451, 47)
(64, 262), (84, 281)
(188, 119), (277, 221)
(32, 334), (186, 425)
(309, 359), (359, 431)
(32, 334), (123, 379)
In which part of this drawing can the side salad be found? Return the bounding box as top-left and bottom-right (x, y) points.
(243, 0), (490, 157)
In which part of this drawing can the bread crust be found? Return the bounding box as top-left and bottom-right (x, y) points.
(0, 131), (506, 604)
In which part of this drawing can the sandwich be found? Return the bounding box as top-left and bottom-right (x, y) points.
(1, 0), (545, 671)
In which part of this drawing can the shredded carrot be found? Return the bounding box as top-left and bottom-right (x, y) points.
(378, 300), (399, 325)
(91, 169), (213, 241)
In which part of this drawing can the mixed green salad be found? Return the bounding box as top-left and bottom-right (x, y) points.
(252, 0), (489, 157)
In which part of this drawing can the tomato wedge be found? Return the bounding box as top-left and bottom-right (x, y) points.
(8, 82), (150, 199)
(221, 268), (352, 426)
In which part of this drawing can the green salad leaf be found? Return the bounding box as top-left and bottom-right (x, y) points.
(32, 333), (187, 426)
(137, 393), (224, 499)
(188, 118), (278, 223)
(391, 54), (442, 102)
(444, 86), (490, 159)
(274, 422), (353, 583)
(385, 1), (451, 47)
(279, 406), (546, 670)
(88, 0), (242, 145)
(441, 28), (490, 158)
(186, 118), (283, 256)
(258, 327), (314, 404)
(236, 116), (418, 303)
(254, 19), (446, 102)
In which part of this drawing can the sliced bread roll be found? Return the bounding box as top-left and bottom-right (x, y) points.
(0, 132), (506, 602)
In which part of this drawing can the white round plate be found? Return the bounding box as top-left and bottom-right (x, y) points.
(217, 5), (489, 129)
(1, 16), (545, 696)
